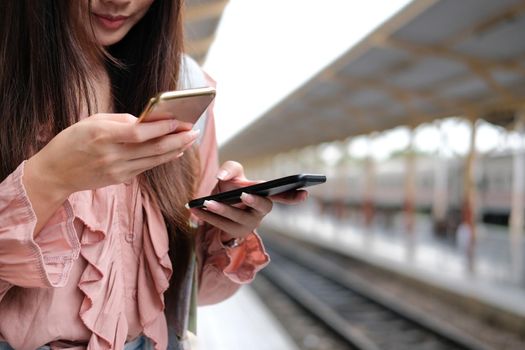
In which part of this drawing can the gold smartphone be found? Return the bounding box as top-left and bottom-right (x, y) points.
(137, 86), (216, 124)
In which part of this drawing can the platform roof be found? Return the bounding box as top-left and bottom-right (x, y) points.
(184, 0), (228, 64)
(221, 0), (525, 161)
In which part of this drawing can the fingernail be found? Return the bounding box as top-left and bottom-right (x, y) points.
(189, 217), (203, 228)
(240, 192), (254, 205)
(190, 129), (201, 139)
(184, 203), (190, 209)
(203, 200), (220, 212)
(217, 169), (228, 180)
(170, 120), (179, 131)
(176, 152), (184, 158)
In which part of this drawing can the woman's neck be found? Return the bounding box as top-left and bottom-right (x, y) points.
(81, 67), (113, 119)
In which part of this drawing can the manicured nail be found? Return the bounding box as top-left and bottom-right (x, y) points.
(189, 217), (204, 228)
(240, 192), (254, 205)
(217, 169), (228, 180)
(203, 200), (220, 212)
(190, 129), (201, 139)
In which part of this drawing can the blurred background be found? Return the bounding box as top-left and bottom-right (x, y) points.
(184, 0), (525, 349)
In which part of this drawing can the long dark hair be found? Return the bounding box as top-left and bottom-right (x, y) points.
(0, 0), (198, 318)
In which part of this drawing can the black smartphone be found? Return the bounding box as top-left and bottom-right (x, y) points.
(187, 174), (326, 208)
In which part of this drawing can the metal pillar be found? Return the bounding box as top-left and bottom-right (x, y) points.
(432, 120), (449, 237)
(509, 111), (525, 284)
(462, 118), (478, 273)
(363, 137), (375, 229)
(404, 128), (416, 235)
(336, 142), (346, 220)
(404, 128), (417, 260)
(363, 157), (375, 228)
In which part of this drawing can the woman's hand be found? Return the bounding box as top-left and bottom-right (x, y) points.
(23, 113), (198, 237)
(189, 161), (308, 242)
(26, 113), (198, 196)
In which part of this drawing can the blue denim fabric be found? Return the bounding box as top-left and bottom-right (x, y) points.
(0, 342), (49, 350)
(124, 335), (154, 350)
(0, 335), (154, 350)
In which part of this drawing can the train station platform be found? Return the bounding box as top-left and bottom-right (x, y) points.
(196, 285), (298, 350)
(263, 204), (525, 322)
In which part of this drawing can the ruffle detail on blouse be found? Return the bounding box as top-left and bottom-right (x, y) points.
(68, 187), (128, 349)
(205, 228), (270, 284)
(221, 231), (270, 283)
(136, 189), (173, 350)
(196, 228), (270, 305)
(66, 185), (174, 350)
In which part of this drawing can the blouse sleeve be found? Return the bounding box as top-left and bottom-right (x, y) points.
(0, 161), (80, 298)
(193, 72), (270, 306)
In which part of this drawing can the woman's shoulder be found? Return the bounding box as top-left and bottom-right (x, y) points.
(178, 54), (215, 144)
(179, 54), (208, 89)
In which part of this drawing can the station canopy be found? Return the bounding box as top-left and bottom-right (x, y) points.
(221, 0), (525, 161)
(184, 0), (228, 64)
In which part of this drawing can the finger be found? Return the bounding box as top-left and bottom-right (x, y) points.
(190, 207), (247, 238)
(92, 113), (138, 123)
(111, 118), (193, 143)
(134, 118), (193, 139)
(270, 190), (309, 204)
(216, 160), (245, 181)
(240, 193), (273, 217)
(126, 145), (186, 175)
(124, 129), (200, 160)
(200, 200), (259, 229)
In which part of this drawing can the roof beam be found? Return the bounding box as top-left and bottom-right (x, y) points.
(341, 105), (378, 132)
(334, 76), (456, 116)
(335, 75), (514, 128)
(381, 38), (523, 103)
(382, 38), (525, 76)
(467, 62), (516, 103)
(441, 1), (525, 49)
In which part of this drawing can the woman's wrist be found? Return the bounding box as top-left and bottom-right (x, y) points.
(220, 231), (245, 248)
(24, 156), (72, 202)
(23, 157), (72, 237)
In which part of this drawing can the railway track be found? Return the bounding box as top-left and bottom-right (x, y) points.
(259, 232), (491, 350)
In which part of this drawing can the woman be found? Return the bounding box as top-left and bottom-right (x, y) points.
(0, 1), (307, 349)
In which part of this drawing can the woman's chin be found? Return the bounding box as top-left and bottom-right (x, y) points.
(93, 29), (129, 47)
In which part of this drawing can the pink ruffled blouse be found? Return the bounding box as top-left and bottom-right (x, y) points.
(0, 77), (269, 349)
